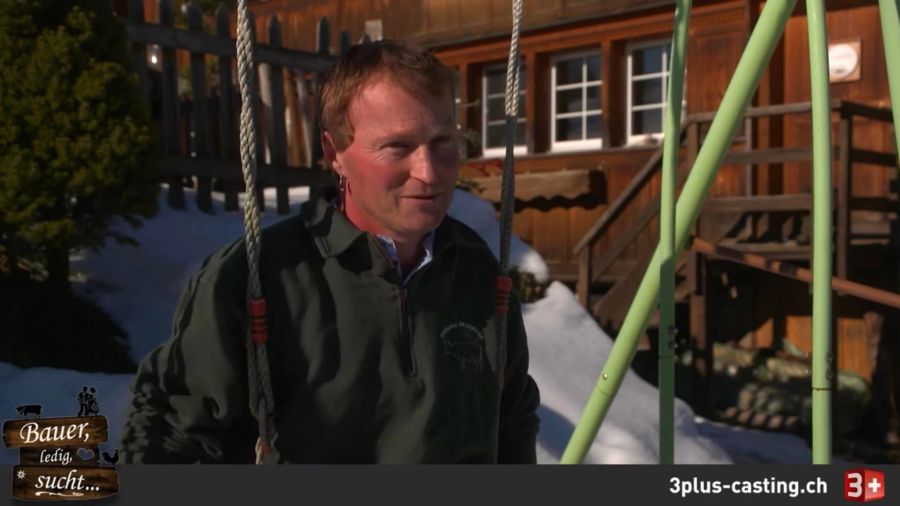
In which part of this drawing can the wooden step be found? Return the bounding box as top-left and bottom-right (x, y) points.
(716, 239), (812, 260)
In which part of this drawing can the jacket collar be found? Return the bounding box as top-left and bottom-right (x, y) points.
(301, 195), (366, 258)
(301, 194), (461, 259)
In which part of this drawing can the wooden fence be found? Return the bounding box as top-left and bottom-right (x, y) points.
(122, 0), (353, 214)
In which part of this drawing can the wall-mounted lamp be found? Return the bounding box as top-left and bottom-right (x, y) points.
(147, 44), (162, 71)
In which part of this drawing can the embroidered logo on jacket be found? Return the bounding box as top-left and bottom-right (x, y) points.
(439, 322), (485, 372)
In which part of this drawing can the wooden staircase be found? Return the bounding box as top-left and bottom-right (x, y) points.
(574, 100), (899, 350)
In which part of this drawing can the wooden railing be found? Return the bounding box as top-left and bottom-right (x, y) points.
(575, 99), (899, 311)
(123, 0), (348, 214)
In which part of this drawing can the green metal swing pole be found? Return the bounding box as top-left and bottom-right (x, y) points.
(658, 0), (692, 466)
(561, 0), (798, 464)
(879, 0), (900, 167)
(806, 0), (834, 465)
(878, 0), (900, 322)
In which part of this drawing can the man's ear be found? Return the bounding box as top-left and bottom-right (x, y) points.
(322, 131), (341, 174)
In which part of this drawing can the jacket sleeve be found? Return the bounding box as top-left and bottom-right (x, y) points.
(497, 293), (541, 464)
(120, 246), (256, 463)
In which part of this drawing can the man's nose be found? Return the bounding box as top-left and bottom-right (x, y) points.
(409, 146), (440, 183)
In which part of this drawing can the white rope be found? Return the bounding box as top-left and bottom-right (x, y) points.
(235, 0), (278, 465)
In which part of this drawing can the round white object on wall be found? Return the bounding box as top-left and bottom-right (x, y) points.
(828, 42), (860, 81)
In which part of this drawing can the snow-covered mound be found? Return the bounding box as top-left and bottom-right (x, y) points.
(524, 282), (730, 463)
(448, 189), (549, 282)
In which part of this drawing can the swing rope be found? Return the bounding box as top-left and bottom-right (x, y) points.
(235, 0), (278, 465)
(492, 0), (523, 461)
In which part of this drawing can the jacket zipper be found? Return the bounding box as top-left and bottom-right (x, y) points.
(400, 287), (416, 376)
(371, 237), (417, 376)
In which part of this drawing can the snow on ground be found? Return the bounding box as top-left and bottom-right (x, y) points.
(524, 282), (731, 464)
(69, 185), (310, 362)
(1, 185), (814, 465)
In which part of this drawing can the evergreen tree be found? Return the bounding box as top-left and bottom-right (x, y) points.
(0, 0), (158, 292)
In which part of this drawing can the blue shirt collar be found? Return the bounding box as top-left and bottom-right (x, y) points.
(375, 231), (435, 285)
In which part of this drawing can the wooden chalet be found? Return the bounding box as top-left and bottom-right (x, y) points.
(122, 0), (898, 427)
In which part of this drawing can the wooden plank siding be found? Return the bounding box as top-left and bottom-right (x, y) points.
(781, 3), (894, 200)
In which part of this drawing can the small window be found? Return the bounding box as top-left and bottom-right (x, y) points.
(482, 62), (526, 157)
(627, 40), (678, 144)
(551, 51), (604, 152)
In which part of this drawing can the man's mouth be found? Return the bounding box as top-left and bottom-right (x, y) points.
(404, 194), (440, 200)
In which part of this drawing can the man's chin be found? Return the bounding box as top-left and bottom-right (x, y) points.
(399, 210), (446, 237)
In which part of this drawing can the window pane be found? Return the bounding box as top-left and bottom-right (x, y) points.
(556, 58), (582, 85)
(556, 88), (582, 114)
(633, 45), (663, 74)
(632, 108), (662, 135)
(556, 117), (582, 141)
(488, 97), (505, 122)
(516, 90), (527, 119)
(586, 85), (601, 111)
(586, 114), (604, 139)
(487, 63), (526, 92)
(487, 123), (525, 148)
(515, 119), (526, 146)
(633, 79), (662, 105)
(586, 55), (601, 81)
(486, 70), (505, 94)
(487, 124), (504, 148)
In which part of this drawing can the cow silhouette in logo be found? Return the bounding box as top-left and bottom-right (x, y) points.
(439, 322), (485, 372)
(16, 405), (42, 419)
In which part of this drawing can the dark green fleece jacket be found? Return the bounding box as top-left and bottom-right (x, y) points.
(121, 194), (540, 463)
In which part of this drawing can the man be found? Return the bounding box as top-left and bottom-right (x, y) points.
(121, 40), (540, 463)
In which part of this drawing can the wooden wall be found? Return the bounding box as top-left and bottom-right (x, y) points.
(780, 2), (893, 198)
(248, 0), (678, 50)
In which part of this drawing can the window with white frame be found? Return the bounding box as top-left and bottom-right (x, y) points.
(551, 51), (604, 151)
(482, 62), (526, 157)
(627, 41), (674, 144)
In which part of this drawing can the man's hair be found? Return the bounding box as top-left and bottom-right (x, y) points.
(318, 39), (457, 151)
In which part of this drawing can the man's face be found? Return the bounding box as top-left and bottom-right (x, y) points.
(324, 74), (460, 243)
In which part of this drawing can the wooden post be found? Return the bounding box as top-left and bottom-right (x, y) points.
(577, 247), (591, 309)
(339, 30), (352, 57)
(127, 0), (150, 103)
(864, 311), (897, 444)
(248, 13), (265, 212)
(834, 110), (853, 431)
(686, 122), (700, 170)
(681, 122), (710, 417)
(294, 69), (314, 168)
(267, 16), (290, 215)
(310, 18), (330, 171)
(216, 5), (239, 211)
(158, 0), (184, 208)
(836, 110), (853, 280)
(688, 248), (713, 416)
(187, 1), (212, 212)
